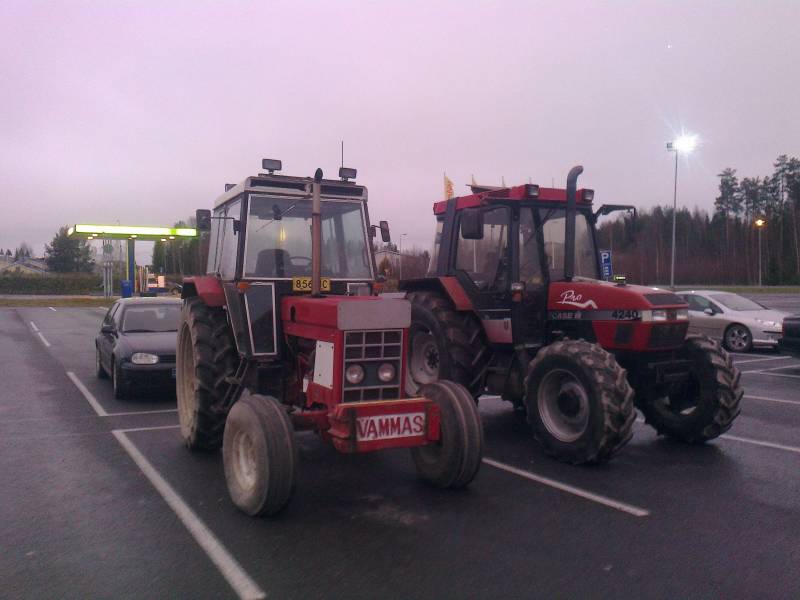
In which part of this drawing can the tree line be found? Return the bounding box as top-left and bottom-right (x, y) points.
(597, 155), (800, 285)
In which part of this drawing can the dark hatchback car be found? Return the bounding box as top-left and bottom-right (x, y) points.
(95, 297), (182, 399)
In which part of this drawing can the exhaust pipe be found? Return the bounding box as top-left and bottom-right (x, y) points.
(564, 165), (583, 282)
(311, 168), (323, 297)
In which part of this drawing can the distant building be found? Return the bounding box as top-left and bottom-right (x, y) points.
(0, 257), (48, 275)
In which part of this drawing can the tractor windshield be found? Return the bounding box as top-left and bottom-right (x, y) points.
(244, 196), (373, 279)
(537, 208), (599, 280)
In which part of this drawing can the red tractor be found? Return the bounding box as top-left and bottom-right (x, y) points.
(177, 160), (483, 516)
(401, 166), (742, 464)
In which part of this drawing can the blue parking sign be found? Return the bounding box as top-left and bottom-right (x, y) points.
(600, 250), (613, 280)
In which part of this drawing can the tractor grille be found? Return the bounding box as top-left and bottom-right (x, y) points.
(342, 330), (403, 402)
(648, 323), (688, 349)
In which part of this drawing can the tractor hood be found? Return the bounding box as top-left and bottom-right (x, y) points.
(282, 295), (411, 332)
(548, 279), (688, 312)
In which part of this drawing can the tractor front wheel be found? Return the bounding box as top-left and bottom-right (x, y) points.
(176, 297), (238, 451)
(222, 392), (297, 516)
(524, 340), (635, 465)
(639, 335), (742, 443)
(411, 380), (483, 488)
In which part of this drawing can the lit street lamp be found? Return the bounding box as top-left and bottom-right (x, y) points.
(755, 218), (766, 286)
(666, 134), (698, 288)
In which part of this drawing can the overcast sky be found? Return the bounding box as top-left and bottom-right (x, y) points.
(1, 0), (798, 261)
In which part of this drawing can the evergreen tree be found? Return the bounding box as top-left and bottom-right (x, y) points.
(45, 226), (95, 273)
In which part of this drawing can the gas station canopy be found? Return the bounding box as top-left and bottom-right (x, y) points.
(67, 224), (198, 240)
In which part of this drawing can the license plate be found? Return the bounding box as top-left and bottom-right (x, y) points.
(355, 412), (426, 441)
(171, 368), (176, 378)
(292, 277), (331, 292)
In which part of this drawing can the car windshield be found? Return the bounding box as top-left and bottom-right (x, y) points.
(121, 305), (181, 332)
(709, 293), (765, 311)
(244, 196), (372, 279)
(538, 208), (599, 280)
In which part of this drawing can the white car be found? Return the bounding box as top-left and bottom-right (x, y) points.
(676, 290), (789, 352)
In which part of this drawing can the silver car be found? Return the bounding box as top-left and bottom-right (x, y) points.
(676, 290), (788, 352)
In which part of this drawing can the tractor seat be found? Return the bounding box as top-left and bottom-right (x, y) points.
(254, 248), (290, 277)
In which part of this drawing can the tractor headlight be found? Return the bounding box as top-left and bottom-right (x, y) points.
(651, 310), (668, 321)
(377, 362), (396, 383)
(131, 352), (159, 365)
(345, 364), (365, 384)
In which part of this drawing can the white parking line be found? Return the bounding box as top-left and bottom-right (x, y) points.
(36, 332), (51, 348)
(734, 355), (792, 365)
(741, 364), (800, 374)
(482, 458), (650, 517)
(105, 409), (178, 418)
(745, 394), (800, 406)
(66, 371), (108, 417)
(48, 306), (56, 312)
(112, 430), (266, 600)
(720, 434), (800, 455)
(115, 424), (181, 433)
(29, 321), (39, 332)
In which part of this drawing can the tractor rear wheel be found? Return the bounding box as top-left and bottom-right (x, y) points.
(176, 296), (238, 451)
(524, 340), (635, 465)
(639, 335), (742, 443)
(411, 380), (483, 488)
(223, 391), (297, 516)
(406, 291), (489, 398)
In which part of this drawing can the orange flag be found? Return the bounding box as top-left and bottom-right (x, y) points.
(444, 173), (454, 200)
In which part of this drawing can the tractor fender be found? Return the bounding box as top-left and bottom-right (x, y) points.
(181, 275), (226, 307)
(399, 277), (473, 311)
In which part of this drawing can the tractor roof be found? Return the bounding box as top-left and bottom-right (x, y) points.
(214, 173), (368, 209)
(433, 184), (593, 215)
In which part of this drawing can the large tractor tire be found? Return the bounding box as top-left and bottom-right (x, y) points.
(639, 335), (742, 443)
(524, 340), (635, 465)
(176, 296), (238, 451)
(406, 291), (489, 398)
(411, 380), (483, 488)
(223, 392), (297, 516)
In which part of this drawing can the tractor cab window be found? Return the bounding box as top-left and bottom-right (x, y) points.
(244, 196), (372, 280)
(207, 199), (241, 279)
(519, 209), (544, 285)
(539, 208), (599, 281)
(455, 206), (510, 291)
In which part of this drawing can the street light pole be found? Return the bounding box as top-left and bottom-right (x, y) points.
(399, 233), (407, 280)
(666, 134), (698, 289)
(671, 149), (678, 289)
(755, 218), (766, 286)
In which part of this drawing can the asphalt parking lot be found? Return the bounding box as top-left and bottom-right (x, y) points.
(2, 298), (800, 599)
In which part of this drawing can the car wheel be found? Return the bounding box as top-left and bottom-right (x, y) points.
(724, 324), (752, 353)
(112, 359), (129, 400)
(96, 346), (108, 379)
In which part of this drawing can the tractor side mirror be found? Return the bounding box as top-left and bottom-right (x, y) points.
(460, 208), (484, 240)
(196, 209), (212, 231)
(379, 220), (391, 243)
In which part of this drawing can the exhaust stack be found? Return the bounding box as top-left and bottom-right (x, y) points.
(564, 165), (583, 282)
(311, 168), (323, 297)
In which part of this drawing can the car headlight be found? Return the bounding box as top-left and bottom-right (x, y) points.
(377, 362), (396, 383)
(131, 352), (159, 365)
(755, 319), (780, 329)
(676, 309), (689, 320)
(345, 364), (365, 384)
